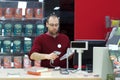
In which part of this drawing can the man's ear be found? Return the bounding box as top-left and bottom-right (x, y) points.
(46, 22), (48, 28)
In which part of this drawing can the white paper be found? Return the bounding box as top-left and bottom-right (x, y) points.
(18, 1), (27, 15)
(108, 44), (118, 50)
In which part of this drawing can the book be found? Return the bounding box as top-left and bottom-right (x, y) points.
(26, 67), (49, 76)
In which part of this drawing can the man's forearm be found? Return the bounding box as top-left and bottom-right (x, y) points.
(30, 52), (49, 60)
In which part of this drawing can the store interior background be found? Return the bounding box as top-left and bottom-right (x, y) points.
(44, 0), (120, 69)
(2, 0), (120, 70)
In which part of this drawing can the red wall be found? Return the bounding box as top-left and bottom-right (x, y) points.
(75, 0), (120, 40)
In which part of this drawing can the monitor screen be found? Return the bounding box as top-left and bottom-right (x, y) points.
(71, 42), (86, 48)
(70, 41), (88, 50)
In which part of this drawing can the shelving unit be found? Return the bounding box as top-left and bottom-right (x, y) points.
(0, 1), (44, 68)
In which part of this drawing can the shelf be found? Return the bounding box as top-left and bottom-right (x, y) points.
(0, 17), (44, 21)
(0, 53), (25, 56)
(0, 1), (44, 68)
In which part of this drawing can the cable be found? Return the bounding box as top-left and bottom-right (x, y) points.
(49, 60), (61, 70)
(49, 60), (56, 68)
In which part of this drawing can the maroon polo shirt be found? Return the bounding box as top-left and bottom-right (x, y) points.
(29, 33), (70, 68)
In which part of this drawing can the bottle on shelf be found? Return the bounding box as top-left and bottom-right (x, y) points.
(23, 54), (31, 68)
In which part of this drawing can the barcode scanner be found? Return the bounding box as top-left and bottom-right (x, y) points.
(51, 51), (61, 64)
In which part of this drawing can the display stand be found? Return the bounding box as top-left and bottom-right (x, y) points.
(77, 50), (83, 70)
(70, 50), (84, 73)
(70, 41), (88, 73)
(105, 18), (120, 79)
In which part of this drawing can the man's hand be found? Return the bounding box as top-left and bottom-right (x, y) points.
(46, 52), (59, 60)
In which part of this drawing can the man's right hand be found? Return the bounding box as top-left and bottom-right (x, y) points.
(46, 52), (59, 60)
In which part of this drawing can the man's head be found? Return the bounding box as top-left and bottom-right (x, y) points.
(46, 14), (59, 35)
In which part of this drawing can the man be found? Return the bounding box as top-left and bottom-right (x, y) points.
(29, 13), (70, 68)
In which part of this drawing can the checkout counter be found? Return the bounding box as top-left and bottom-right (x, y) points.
(0, 68), (101, 80)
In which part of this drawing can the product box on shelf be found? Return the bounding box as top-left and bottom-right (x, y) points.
(24, 40), (32, 53)
(14, 56), (22, 68)
(3, 56), (11, 68)
(14, 8), (22, 19)
(13, 40), (21, 53)
(4, 8), (14, 18)
(36, 24), (44, 36)
(0, 23), (2, 35)
(13, 23), (22, 36)
(24, 24), (33, 36)
(25, 8), (33, 19)
(0, 8), (2, 17)
(3, 40), (11, 53)
(4, 23), (12, 36)
(34, 8), (43, 19)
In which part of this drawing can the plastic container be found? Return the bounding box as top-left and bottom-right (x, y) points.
(23, 55), (31, 68)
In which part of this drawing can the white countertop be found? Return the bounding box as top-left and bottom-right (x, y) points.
(0, 68), (101, 80)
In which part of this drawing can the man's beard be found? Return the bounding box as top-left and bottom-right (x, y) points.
(49, 31), (58, 36)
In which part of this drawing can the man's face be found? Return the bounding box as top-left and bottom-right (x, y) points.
(46, 16), (59, 35)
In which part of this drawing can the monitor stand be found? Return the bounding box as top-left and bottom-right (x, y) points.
(71, 50), (83, 73)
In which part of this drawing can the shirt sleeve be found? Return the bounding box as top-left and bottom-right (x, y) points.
(28, 36), (42, 60)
